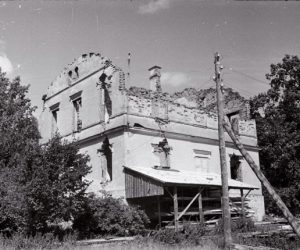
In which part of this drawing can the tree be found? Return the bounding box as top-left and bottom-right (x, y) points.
(0, 69), (40, 234)
(251, 55), (300, 214)
(0, 69), (91, 235)
(25, 135), (91, 235)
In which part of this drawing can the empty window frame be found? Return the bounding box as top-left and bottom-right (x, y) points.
(151, 138), (172, 169)
(49, 102), (60, 136)
(70, 91), (83, 132)
(98, 137), (113, 182)
(230, 154), (243, 181)
(99, 73), (112, 123)
(193, 149), (211, 173)
(227, 111), (240, 135)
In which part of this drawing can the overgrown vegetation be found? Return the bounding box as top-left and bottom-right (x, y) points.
(214, 218), (256, 234)
(152, 223), (207, 245)
(251, 55), (300, 215)
(74, 192), (149, 239)
(233, 232), (300, 250)
(0, 232), (76, 250)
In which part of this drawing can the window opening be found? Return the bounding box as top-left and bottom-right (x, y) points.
(99, 73), (112, 122)
(72, 98), (82, 132)
(230, 154), (243, 181)
(52, 109), (58, 123)
(98, 137), (113, 181)
(227, 111), (240, 135)
(152, 138), (172, 169)
(50, 103), (60, 136)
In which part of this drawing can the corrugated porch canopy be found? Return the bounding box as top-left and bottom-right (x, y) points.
(124, 165), (258, 199)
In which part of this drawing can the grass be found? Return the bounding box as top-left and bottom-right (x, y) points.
(63, 238), (221, 250)
(1, 219), (299, 250)
(0, 234), (221, 250)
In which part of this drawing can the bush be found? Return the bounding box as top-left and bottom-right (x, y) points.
(73, 192), (149, 239)
(215, 217), (255, 234)
(235, 232), (300, 250)
(152, 223), (207, 245)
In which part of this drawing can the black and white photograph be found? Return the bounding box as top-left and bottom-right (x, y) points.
(0, 0), (300, 249)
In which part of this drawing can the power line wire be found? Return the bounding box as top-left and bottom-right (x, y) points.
(225, 68), (269, 86)
(222, 80), (254, 97)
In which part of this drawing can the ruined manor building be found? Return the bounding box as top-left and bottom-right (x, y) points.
(39, 53), (265, 225)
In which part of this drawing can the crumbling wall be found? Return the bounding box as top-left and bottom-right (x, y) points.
(40, 52), (126, 143)
(127, 87), (256, 137)
(128, 96), (152, 117)
(46, 53), (112, 97)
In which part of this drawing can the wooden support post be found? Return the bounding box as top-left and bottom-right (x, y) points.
(223, 118), (300, 239)
(157, 196), (161, 229)
(198, 187), (204, 224)
(173, 186), (179, 231)
(240, 189), (245, 221)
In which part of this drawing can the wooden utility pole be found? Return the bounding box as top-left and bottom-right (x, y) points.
(214, 52), (232, 249)
(223, 118), (300, 239)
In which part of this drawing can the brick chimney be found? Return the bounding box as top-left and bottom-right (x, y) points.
(148, 65), (162, 92)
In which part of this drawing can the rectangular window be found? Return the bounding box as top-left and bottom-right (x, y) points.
(227, 111), (240, 135)
(230, 155), (243, 181)
(98, 138), (112, 182)
(73, 98), (82, 132)
(70, 91), (83, 133)
(49, 102), (60, 137)
(193, 149), (211, 173)
(99, 84), (112, 123)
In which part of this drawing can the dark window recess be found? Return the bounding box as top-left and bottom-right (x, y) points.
(73, 98), (82, 132)
(99, 72), (107, 83)
(50, 102), (60, 136)
(74, 66), (79, 78)
(99, 73), (112, 119)
(227, 111), (239, 121)
(230, 154), (242, 181)
(98, 137), (113, 181)
(227, 111), (240, 135)
(104, 88), (112, 117)
(52, 109), (58, 123)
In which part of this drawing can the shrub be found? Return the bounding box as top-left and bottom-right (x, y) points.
(152, 223), (207, 245)
(215, 217), (255, 234)
(235, 232), (300, 250)
(73, 193), (149, 239)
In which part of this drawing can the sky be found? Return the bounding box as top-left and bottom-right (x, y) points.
(0, 0), (300, 115)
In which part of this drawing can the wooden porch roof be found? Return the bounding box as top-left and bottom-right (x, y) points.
(124, 165), (257, 199)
